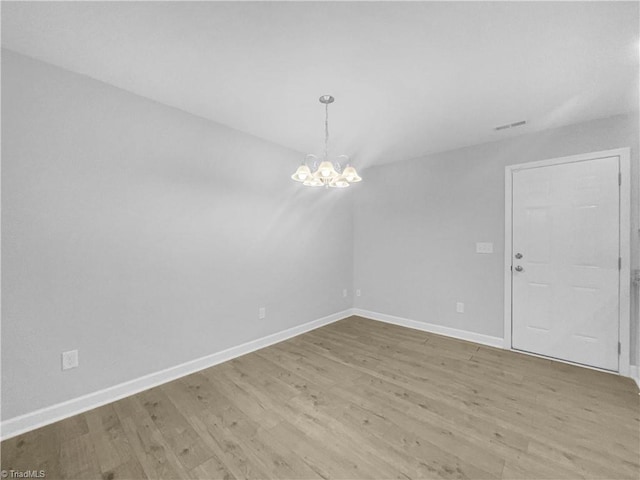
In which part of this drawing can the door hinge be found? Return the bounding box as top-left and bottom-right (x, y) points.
(619, 257), (622, 270)
(618, 172), (622, 185)
(619, 342), (621, 355)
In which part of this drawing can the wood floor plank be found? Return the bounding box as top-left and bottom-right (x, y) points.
(138, 388), (214, 471)
(188, 456), (236, 480)
(1, 425), (64, 479)
(266, 419), (384, 480)
(59, 433), (102, 480)
(84, 404), (133, 474)
(2, 316), (638, 479)
(115, 398), (191, 479)
(187, 414), (273, 480)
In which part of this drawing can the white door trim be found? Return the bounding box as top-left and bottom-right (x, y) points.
(504, 147), (631, 376)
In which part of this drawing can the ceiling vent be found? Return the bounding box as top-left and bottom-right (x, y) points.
(494, 120), (527, 131)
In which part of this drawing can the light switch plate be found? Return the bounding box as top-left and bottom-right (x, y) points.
(476, 242), (493, 254)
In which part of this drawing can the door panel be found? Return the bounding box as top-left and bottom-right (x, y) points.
(511, 156), (619, 371)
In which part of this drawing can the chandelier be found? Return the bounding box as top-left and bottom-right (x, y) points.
(291, 95), (362, 188)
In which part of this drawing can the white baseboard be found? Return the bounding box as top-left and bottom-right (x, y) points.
(4, 306), (633, 440)
(0, 309), (353, 441)
(354, 309), (640, 385)
(630, 365), (640, 390)
(352, 308), (504, 349)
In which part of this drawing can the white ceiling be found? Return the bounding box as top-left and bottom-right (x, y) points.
(2, 1), (638, 168)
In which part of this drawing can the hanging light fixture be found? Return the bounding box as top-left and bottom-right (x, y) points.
(291, 95), (362, 188)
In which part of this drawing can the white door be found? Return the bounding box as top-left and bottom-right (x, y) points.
(511, 156), (620, 371)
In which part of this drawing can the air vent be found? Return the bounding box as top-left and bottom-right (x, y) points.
(494, 120), (527, 131)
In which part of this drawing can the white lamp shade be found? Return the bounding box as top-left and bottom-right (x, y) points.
(329, 176), (350, 188)
(342, 166), (362, 183)
(303, 177), (323, 187)
(291, 164), (312, 182)
(314, 160), (339, 179)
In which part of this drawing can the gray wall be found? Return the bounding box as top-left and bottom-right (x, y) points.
(3, 49), (638, 424)
(1, 51), (354, 420)
(353, 113), (639, 363)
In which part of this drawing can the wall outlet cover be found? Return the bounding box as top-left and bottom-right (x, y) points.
(258, 307), (266, 319)
(456, 302), (465, 313)
(62, 350), (79, 370)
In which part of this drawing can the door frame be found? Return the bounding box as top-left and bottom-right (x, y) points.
(503, 148), (631, 376)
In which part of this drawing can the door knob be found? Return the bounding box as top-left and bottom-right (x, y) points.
(515, 253), (523, 259)
(515, 265), (524, 272)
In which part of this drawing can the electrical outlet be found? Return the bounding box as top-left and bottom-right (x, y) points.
(258, 307), (266, 319)
(456, 302), (465, 313)
(342, 289), (348, 298)
(62, 350), (78, 370)
(356, 289), (361, 297)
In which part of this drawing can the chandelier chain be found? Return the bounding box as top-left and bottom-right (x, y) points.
(324, 102), (329, 160)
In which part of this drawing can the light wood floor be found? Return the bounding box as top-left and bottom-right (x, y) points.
(2, 316), (639, 479)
